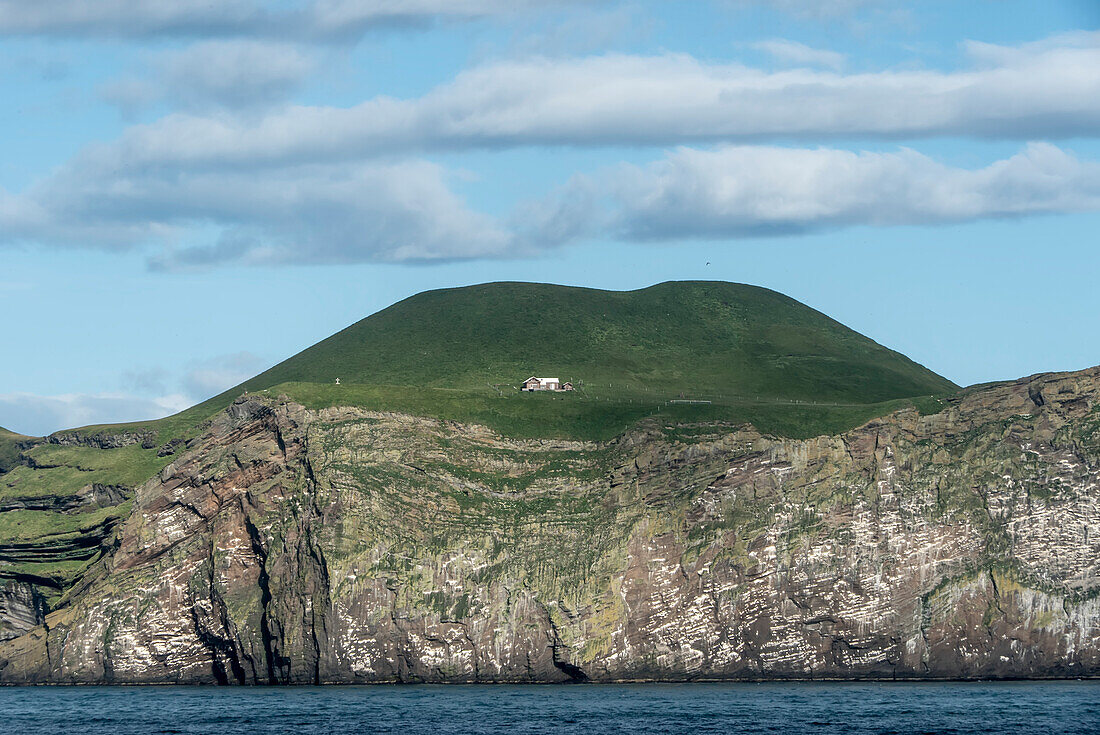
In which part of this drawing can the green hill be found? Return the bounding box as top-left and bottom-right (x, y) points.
(174, 281), (956, 439)
(50, 281), (958, 443)
(233, 281), (955, 401)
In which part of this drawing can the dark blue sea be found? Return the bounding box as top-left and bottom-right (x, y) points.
(1, 682), (1098, 734)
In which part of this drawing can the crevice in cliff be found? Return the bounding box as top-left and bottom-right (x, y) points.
(191, 557), (247, 685)
(244, 516), (280, 685)
(301, 442), (332, 685)
(544, 604), (588, 683)
(274, 426), (288, 463)
(42, 619), (52, 674)
(551, 651), (589, 682)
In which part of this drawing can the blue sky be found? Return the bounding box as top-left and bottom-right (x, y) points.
(1, 0), (1099, 436)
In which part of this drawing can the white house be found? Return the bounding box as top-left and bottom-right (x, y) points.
(522, 376), (571, 392)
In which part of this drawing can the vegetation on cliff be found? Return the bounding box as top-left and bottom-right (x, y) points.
(0, 427), (27, 474)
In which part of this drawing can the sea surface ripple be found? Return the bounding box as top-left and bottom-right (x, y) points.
(1, 681), (1098, 734)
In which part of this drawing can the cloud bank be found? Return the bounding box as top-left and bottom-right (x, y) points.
(67, 32), (1100, 176)
(2, 158), (511, 265)
(101, 41), (318, 115)
(2, 32), (1099, 268)
(3, 139), (1097, 268)
(597, 142), (1100, 240)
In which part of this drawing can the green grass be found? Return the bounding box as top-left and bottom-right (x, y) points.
(31, 281), (959, 445)
(177, 281), (956, 439)
(0, 502), (130, 544)
(0, 426), (28, 474)
(270, 381), (950, 441)
(1, 444), (172, 502)
(224, 281), (956, 402)
(16, 281), (960, 447)
(1, 442), (166, 592)
(0, 559), (96, 588)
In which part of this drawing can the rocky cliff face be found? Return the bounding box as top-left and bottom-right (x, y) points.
(1, 367), (1099, 683)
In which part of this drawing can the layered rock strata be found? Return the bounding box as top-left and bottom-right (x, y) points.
(1, 368), (1099, 683)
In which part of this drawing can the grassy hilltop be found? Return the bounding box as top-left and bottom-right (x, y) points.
(234, 281), (954, 401)
(180, 280), (957, 439)
(30, 281), (958, 443)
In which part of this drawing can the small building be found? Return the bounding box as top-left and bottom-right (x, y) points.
(561, 382), (574, 391)
(522, 376), (564, 392)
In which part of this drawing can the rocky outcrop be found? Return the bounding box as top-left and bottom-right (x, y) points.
(1, 367), (1099, 684)
(47, 430), (156, 450)
(0, 580), (46, 641)
(0, 484), (132, 513)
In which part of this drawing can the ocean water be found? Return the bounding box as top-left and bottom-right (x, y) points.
(1, 682), (1098, 735)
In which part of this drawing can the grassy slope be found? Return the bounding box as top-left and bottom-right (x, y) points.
(0, 426), (27, 474)
(206, 280), (957, 440)
(272, 382), (948, 441)
(1, 444), (171, 502)
(53, 281), (959, 443)
(231, 281), (957, 402)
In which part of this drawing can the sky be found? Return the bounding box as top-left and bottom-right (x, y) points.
(1, 0), (1099, 436)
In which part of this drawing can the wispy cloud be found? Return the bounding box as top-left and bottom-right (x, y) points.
(751, 39), (846, 69)
(180, 352), (266, 401)
(0, 352), (274, 436)
(101, 41), (318, 115)
(0, 391), (191, 437)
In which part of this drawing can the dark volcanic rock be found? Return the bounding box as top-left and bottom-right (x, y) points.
(2, 367), (1100, 683)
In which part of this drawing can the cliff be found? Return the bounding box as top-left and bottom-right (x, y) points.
(1, 366), (1099, 683)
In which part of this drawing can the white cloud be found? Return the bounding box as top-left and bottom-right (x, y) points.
(100, 41), (317, 114)
(0, 392), (191, 437)
(68, 32), (1100, 175)
(3, 138), (1100, 266)
(181, 352), (266, 401)
(538, 142), (1100, 243)
(752, 39), (846, 69)
(0, 154), (513, 267)
(162, 41), (317, 111)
